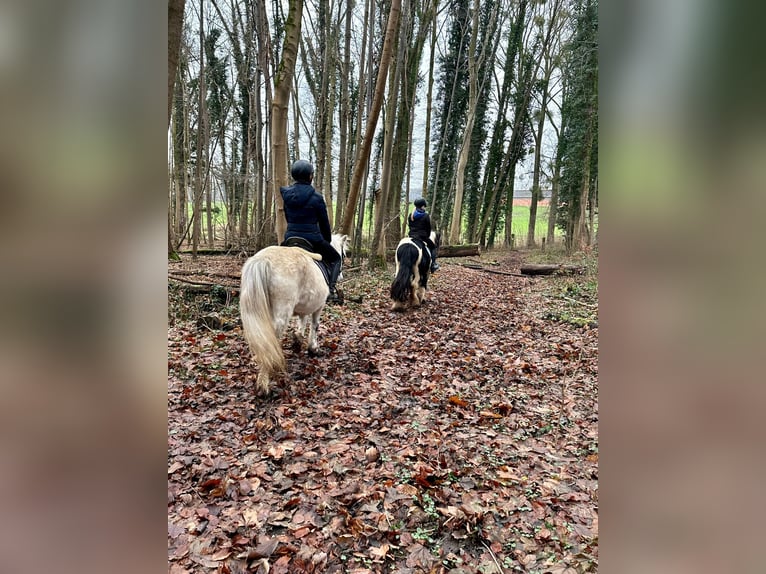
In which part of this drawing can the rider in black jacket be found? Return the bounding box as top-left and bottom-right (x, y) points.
(281, 160), (342, 302)
(407, 197), (440, 272)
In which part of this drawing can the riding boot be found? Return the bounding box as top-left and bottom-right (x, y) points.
(430, 247), (440, 273)
(326, 260), (343, 304)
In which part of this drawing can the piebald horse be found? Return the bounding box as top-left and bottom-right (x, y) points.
(239, 234), (349, 395)
(390, 231), (440, 311)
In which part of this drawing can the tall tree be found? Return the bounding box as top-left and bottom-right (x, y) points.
(168, 0), (187, 127)
(334, 0), (355, 228)
(557, 0), (598, 251)
(340, 0), (403, 236)
(272, 0), (305, 243)
(475, 0), (528, 246)
(429, 0), (470, 225)
(526, 0), (563, 247)
(168, 0), (187, 258)
(191, 1), (210, 258)
(450, 0), (499, 244)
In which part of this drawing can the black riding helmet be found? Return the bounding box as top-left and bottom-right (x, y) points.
(414, 197), (427, 208)
(291, 159), (314, 183)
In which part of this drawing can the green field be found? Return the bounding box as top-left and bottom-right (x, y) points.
(180, 201), (568, 247)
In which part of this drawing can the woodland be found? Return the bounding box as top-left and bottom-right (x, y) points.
(167, 0), (598, 571)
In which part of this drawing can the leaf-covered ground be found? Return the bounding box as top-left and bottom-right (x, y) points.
(168, 250), (598, 573)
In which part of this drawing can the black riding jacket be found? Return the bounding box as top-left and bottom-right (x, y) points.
(281, 181), (339, 265)
(281, 182), (332, 243)
(407, 209), (432, 243)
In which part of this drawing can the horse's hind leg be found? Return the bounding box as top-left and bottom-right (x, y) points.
(292, 316), (310, 349)
(307, 309), (322, 355)
(417, 274), (428, 304)
(255, 370), (271, 396)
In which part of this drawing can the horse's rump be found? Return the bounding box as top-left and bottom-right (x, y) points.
(390, 238), (422, 303)
(240, 234), (348, 395)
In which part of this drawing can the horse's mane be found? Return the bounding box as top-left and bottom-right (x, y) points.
(331, 233), (349, 257)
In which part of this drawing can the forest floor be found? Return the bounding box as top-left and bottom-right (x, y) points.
(168, 247), (598, 574)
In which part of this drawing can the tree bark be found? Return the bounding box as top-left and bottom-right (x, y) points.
(168, 0), (187, 127)
(335, 0), (354, 229)
(421, 6), (436, 201)
(192, 2), (207, 259)
(438, 244), (481, 257)
(339, 0), (402, 236)
(527, 0), (562, 248)
(520, 263), (584, 275)
(168, 0), (187, 258)
(271, 0), (304, 244)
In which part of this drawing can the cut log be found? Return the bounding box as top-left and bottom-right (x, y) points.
(381, 243), (480, 260)
(519, 264), (585, 276)
(438, 244), (480, 257)
(460, 264), (527, 277)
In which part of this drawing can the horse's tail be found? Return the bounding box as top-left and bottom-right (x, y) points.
(240, 257), (286, 375)
(390, 243), (419, 302)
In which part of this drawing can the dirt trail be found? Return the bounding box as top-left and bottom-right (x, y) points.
(168, 253), (598, 573)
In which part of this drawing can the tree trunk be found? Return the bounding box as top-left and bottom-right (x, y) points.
(438, 244), (480, 257)
(271, 0), (304, 244)
(339, 0), (402, 236)
(255, 0), (274, 247)
(335, 0), (354, 229)
(192, 3), (207, 259)
(168, 0), (187, 127)
(168, 0), (187, 258)
(527, 0), (561, 248)
(349, 0), (373, 255)
(421, 7), (436, 201)
(450, 0), (480, 246)
(520, 263), (584, 275)
(370, 37), (403, 267)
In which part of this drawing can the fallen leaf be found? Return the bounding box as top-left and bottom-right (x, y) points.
(199, 478), (222, 492)
(210, 548), (231, 561)
(448, 395), (469, 407)
(369, 543), (390, 559)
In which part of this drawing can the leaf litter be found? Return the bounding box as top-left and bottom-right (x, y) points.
(168, 250), (598, 572)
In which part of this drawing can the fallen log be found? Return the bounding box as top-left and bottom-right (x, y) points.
(460, 264), (527, 277)
(439, 244), (480, 258)
(519, 264), (585, 276)
(169, 276), (239, 296)
(376, 243), (481, 259)
(169, 269), (241, 280)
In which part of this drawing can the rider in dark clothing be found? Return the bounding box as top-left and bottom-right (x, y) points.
(281, 159), (342, 302)
(407, 197), (440, 272)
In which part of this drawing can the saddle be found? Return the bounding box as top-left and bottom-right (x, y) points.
(411, 238), (433, 261)
(281, 237), (332, 284)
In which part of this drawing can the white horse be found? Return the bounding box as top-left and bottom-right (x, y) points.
(239, 234), (349, 395)
(390, 231), (440, 311)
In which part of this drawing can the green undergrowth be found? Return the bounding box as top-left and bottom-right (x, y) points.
(524, 247), (598, 329)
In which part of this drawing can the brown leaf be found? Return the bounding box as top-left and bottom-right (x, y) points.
(414, 466), (437, 488)
(249, 537), (279, 559)
(369, 543), (390, 559)
(365, 446), (380, 462)
(168, 461), (184, 475)
(406, 543), (437, 569)
(448, 395), (469, 407)
(210, 548), (231, 561)
(199, 477), (222, 492)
